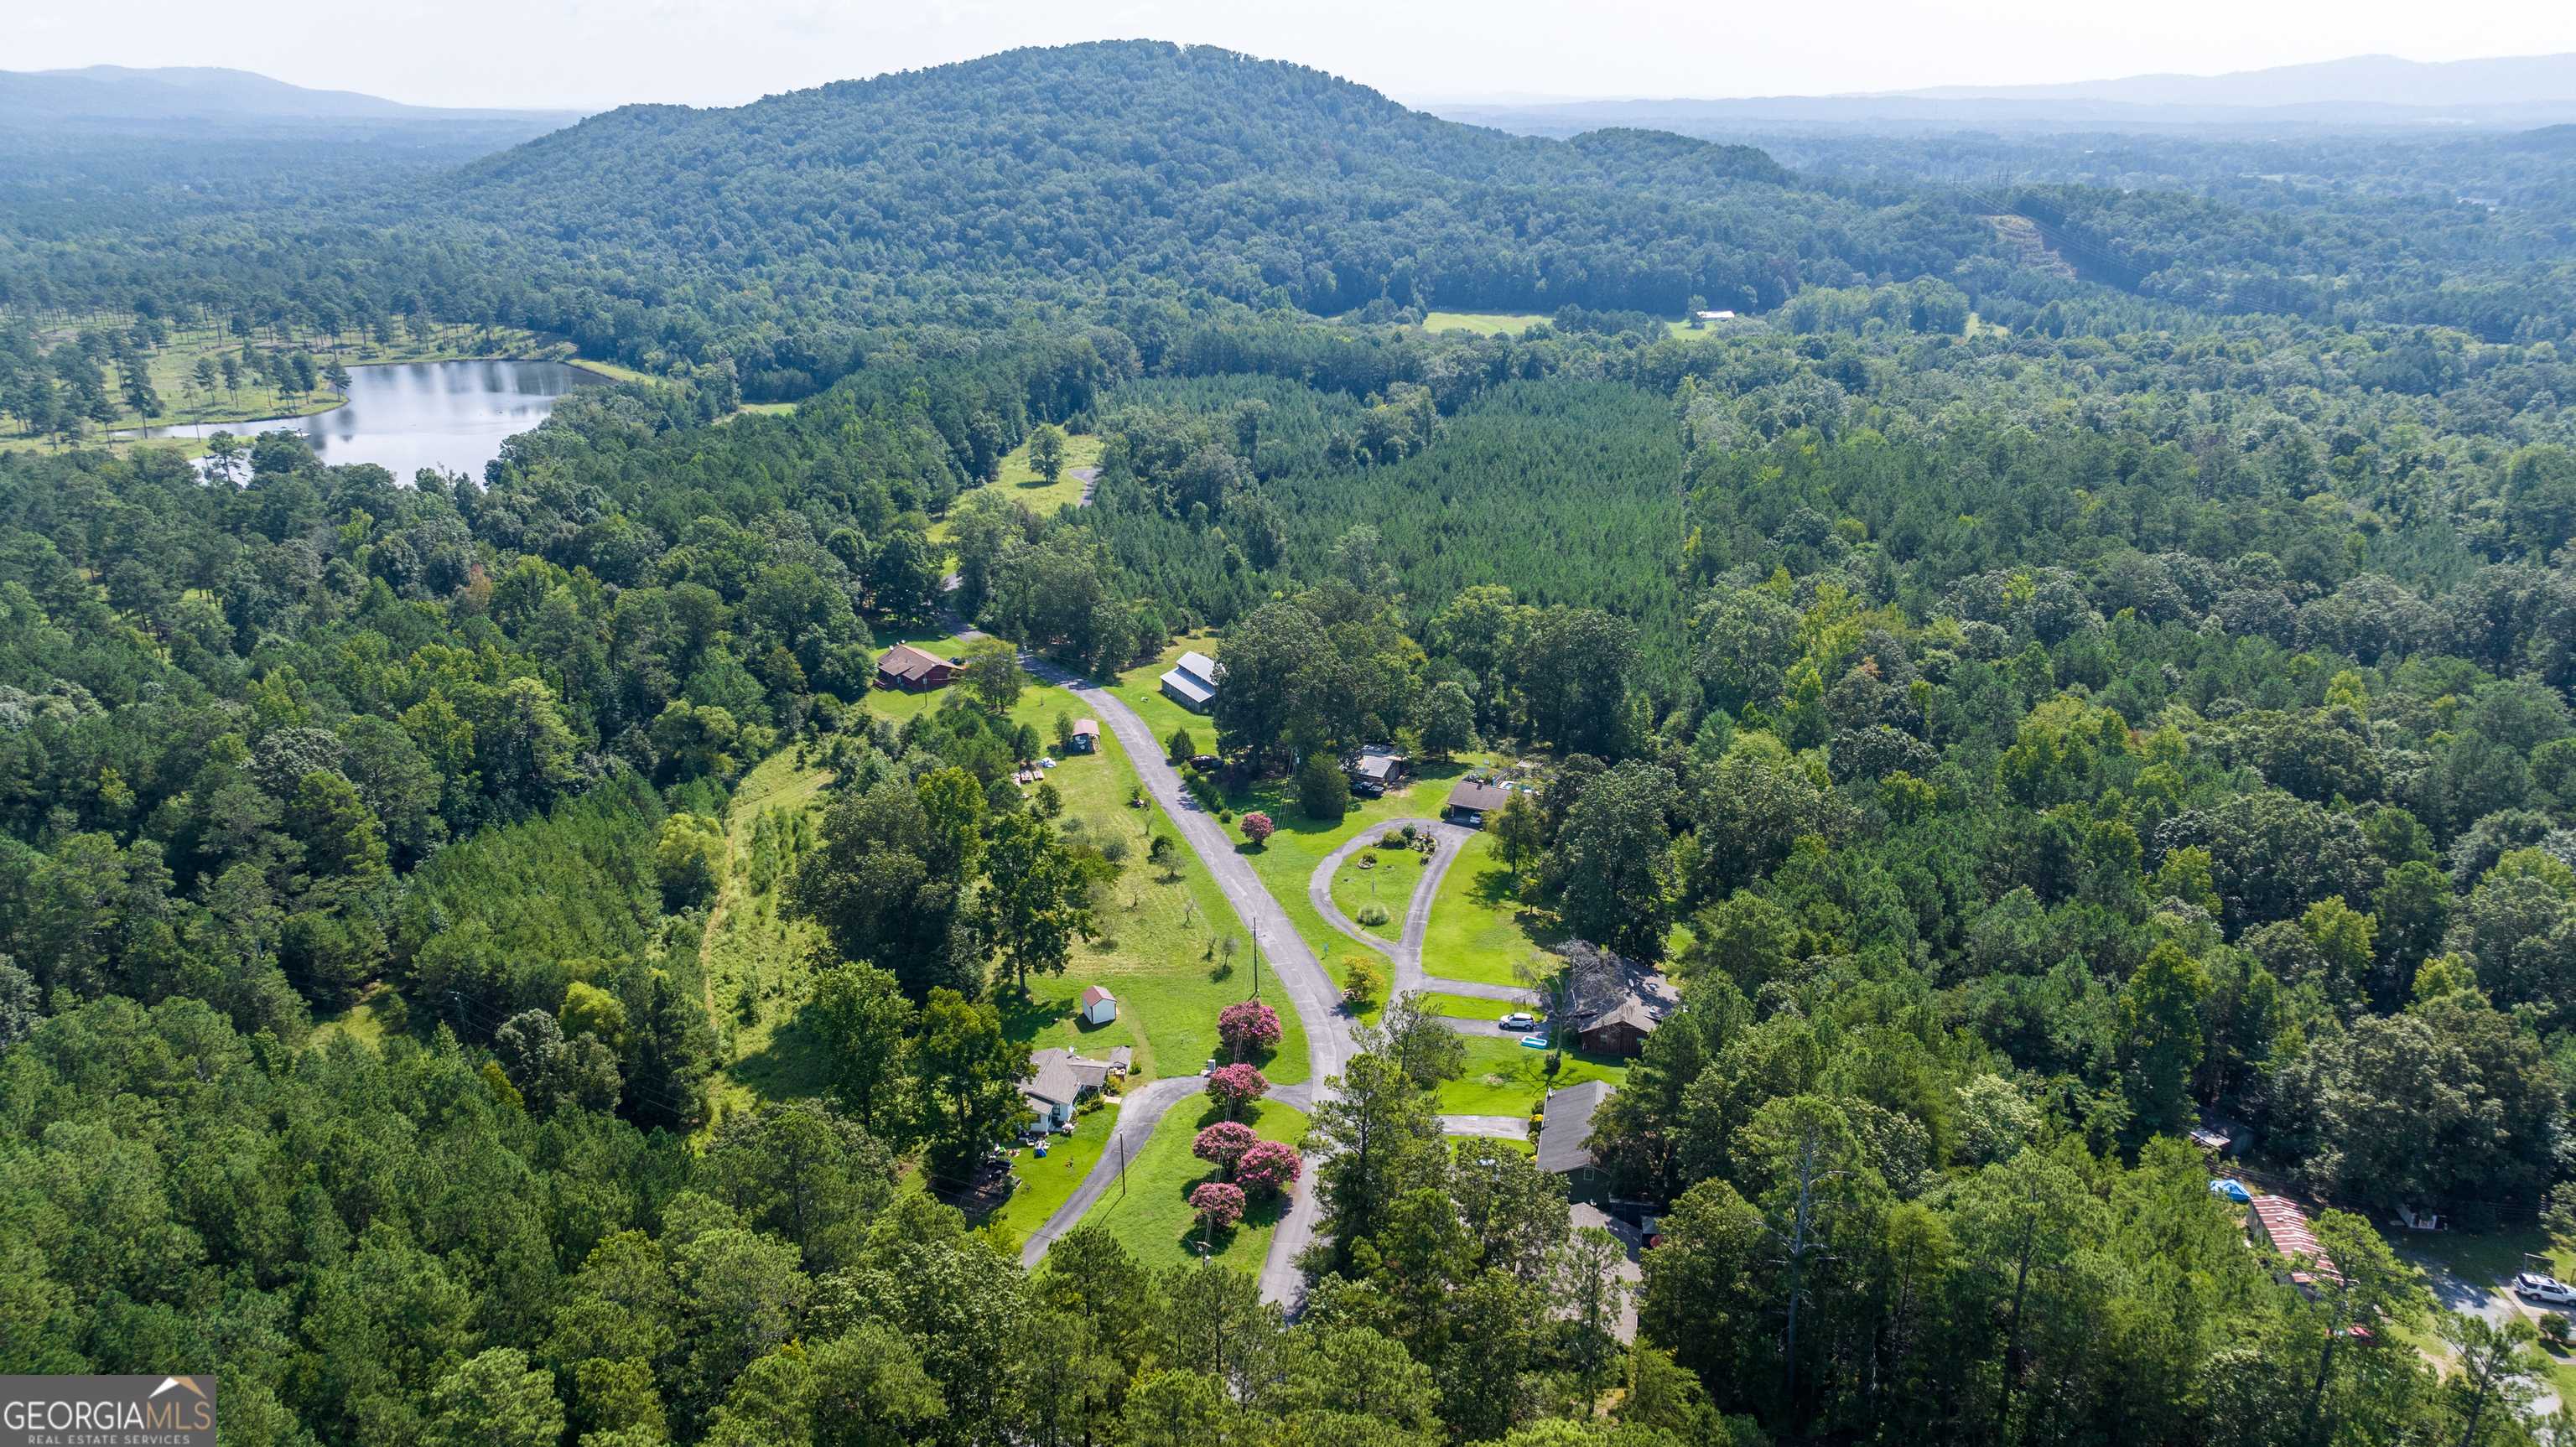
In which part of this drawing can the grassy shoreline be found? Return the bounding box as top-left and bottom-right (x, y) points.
(1, 314), (662, 458)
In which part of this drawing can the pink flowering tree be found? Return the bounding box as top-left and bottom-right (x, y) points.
(1234, 1139), (1302, 1195)
(1217, 1000), (1283, 1060)
(1192, 1121), (1258, 1174)
(1205, 1063), (1270, 1119)
(1239, 812), (1275, 847)
(1190, 1181), (1246, 1235)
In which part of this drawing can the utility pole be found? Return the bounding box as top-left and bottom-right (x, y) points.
(1251, 929), (1262, 1000)
(1118, 1135), (1128, 1198)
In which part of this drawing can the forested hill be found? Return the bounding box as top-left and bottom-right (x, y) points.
(0, 41), (2007, 399)
(434, 39), (1909, 328)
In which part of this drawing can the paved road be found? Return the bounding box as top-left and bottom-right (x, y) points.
(2401, 1242), (2564, 1418)
(1441, 1114), (1532, 1139)
(1309, 822), (1534, 1006)
(1019, 1073), (1206, 1268)
(1072, 464), (1102, 505)
(955, 625), (1353, 1310)
(1571, 1203), (1644, 1344)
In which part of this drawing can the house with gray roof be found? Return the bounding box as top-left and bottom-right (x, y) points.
(1539, 1080), (1615, 1195)
(1161, 650), (1219, 713)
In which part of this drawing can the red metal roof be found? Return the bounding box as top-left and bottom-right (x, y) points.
(2249, 1194), (2340, 1281)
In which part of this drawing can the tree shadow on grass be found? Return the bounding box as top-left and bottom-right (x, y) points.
(730, 1009), (836, 1101)
(995, 981), (1082, 1043)
(1168, 1163), (1292, 1260)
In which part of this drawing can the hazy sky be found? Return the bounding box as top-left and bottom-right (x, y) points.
(17, 0), (2576, 112)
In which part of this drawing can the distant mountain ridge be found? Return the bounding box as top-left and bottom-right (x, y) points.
(0, 65), (571, 122)
(1438, 51), (2576, 133)
(1888, 50), (2576, 107)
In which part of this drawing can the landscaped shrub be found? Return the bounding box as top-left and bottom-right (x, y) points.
(1235, 1139), (1302, 1195)
(1190, 1180), (1246, 1232)
(1342, 954), (1385, 1007)
(1192, 1120), (1257, 1172)
(1297, 752), (1349, 822)
(1355, 903), (1390, 926)
(1218, 999), (1283, 1058)
(1379, 830), (1406, 848)
(1239, 812), (1275, 846)
(1206, 1063), (1270, 1117)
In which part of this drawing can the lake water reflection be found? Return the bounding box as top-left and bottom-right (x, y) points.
(127, 358), (600, 479)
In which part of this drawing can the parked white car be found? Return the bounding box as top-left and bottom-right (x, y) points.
(2514, 1273), (2576, 1305)
(1498, 1012), (1536, 1031)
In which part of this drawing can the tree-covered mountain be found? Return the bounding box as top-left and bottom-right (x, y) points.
(1, 42), (2009, 395)
(0, 65), (565, 123)
(444, 38), (1832, 318)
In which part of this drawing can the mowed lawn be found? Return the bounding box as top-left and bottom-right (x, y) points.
(988, 1101), (1114, 1241)
(1418, 991), (1530, 1022)
(1105, 635), (1221, 748)
(1420, 828), (1561, 988)
(989, 680), (1308, 1087)
(1436, 1034), (1629, 1118)
(1329, 838), (1428, 938)
(1420, 311), (1550, 336)
(1075, 1097), (1307, 1272)
(1104, 639), (1502, 984)
(932, 431), (1104, 546)
(707, 652), (1311, 1129)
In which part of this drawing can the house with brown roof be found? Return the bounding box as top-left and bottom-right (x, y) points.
(876, 643), (958, 692)
(1446, 778), (1512, 826)
(1559, 941), (1678, 1058)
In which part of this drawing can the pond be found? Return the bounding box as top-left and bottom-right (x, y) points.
(122, 358), (603, 479)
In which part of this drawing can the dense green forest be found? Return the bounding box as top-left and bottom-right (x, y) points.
(15, 39), (2567, 402)
(7, 33), (2576, 1447)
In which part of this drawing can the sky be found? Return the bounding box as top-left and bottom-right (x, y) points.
(15, 0), (2576, 112)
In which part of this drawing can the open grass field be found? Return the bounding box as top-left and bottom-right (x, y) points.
(987, 1100), (1115, 1241)
(1420, 828), (1561, 988)
(1329, 839), (1426, 939)
(716, 401), (800, 425)
(1420, 311), (1551, 336)
(699, 747), (839, 1124)
(985, 679), (1309, 1087)
(1419, 310), (1764, 343)
(1436, 1035), (1629, 1118)
(931, 431), (1104, 546)
(1074, 1097), (1307, 1272)
(310, 983), (400, 1051)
